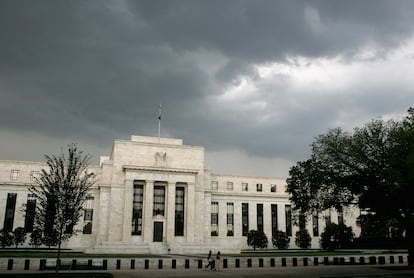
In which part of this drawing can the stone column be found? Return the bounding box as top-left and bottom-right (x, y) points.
(263, 203), (272, 239)
(143, 180), (154, 242)
(204, 193), (212, 240)
(249, 201), (257, 231)
(121, 179), (134, 242)
(96, 185), (110, 244)
(186, 182), (196, 242)
(278, 203), (286, 233)
(166, 182), (176, 242)
(233, 201), (241, 237)
(219, 201), (227, 238)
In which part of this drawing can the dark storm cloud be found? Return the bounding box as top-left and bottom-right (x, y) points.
(1, 0), (414, 175)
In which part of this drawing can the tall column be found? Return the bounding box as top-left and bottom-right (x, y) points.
(219, 201), (226, 238)
(249, 201), (257, 231)
(122, 179), (134, 242)
(166, 182), (176, 242)
(278, 203), (286, 233)
(96, 186), (110, 244)
(186, 182), (195, 242)
(143, 180), (154, 242)
(263, 203), (272, 239)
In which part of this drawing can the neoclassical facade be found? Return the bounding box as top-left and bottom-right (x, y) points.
(0, 135), (360, 254)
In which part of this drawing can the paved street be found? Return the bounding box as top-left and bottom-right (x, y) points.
(111, 265), (414, 278)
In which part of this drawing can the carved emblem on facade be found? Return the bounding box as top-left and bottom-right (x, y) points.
(155, 152), (167, 166)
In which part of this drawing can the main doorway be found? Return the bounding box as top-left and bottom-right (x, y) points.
(153, 222), (163, 242)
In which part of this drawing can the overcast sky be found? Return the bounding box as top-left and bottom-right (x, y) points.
(1, 0), (414, 177)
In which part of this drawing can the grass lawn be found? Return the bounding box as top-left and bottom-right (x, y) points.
(0, 273), (113, 278)
(227, 250), (364, 257)
(0, 250), (164, 258)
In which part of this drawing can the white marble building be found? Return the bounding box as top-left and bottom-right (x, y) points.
(0, 135), (360, 254)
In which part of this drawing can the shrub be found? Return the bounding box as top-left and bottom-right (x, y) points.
(320, 223), (354, 250)
(247, 230), (268, 250)
(29, 228), (43, 248)
(272, 230), (290, 249)
(295, 229), (312, 249)
(12, 227), (27, 248)
(0, 229), (13, 248)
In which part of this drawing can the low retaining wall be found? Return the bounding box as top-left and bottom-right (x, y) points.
(0, 254), (408, 271)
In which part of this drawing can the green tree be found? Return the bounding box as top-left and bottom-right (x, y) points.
(320, 223), (354, 250)
(272, 230), (290, 249)
(295, 229), (312, 249)
(0, 229), (13, 248)
(12, 227), (26, 248)
(286, 107), (414, 265)
(29, 144), (96, 274)
(247, 230), (268, 250)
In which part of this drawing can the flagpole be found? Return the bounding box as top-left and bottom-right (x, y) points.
(158, 103), (161, 143)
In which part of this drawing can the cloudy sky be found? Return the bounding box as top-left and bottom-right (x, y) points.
(1, 0), (414, 177)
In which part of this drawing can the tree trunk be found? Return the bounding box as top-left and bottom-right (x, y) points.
(56, 231), (63, 276)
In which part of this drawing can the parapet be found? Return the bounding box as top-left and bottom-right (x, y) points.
(130, 135), (183, 145)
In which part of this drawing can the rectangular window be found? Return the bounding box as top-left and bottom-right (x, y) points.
(242, 203), (249, 236)
(338, 211), (344, 225)
(175, 186), (185, 236)
(312, 212), (319, 236)
(227, 202), (234, 236)
(299, 214), (306, 231)
(211, 181), (218, 191)
(257, 204), (263, 232)
(10, 170), (19, 181)
(30, 171), (40, 182)
(132, 182), (144, 235)
(211, 201), (219, 236)
(271, 204), (278, 238)
(24, 194), (36, 232)
(83, 195), (94, 234)
(242, 182), (248, 191)
(285, 205), (292, 236)
(3, 193), (17, 231)
(153, 185), (165, 216)
(324, 209), (331, 227)
(227, 182), (233, 191)
(256, 183), (262, 192)
(271, 184), (277, 192)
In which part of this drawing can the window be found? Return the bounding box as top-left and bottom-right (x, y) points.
(299, 214), (306, 231)
(242, 203), (249, 236)
(10, 170), (19, 180)
(153, 185), (166, 216)
(211, 181), (218, 191)
(175, 186), (185, 236)
(3, 193), (17, 231)
(312, 212), (319, 236)
(30, 171), (40, 182)
(271, 204), (278, 238)
(83, 196), (94, 234)
(256, 183), (262, 192)
(271, 184), (277, 192)
(24, 194), (36, 232)
(242, 183), (248, 191)
(285, 205), (292, 236)
(227, 182), (233, 191)
(227, 202), (234, 236)
(211, 202), (218, 236)
(257, 204), (263, 232)
(338, 211), (344, 225)
(324, 209), (331, 226)
(132, 182), (144, 235)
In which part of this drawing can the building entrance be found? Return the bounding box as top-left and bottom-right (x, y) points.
(153, 222), (163, 242)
